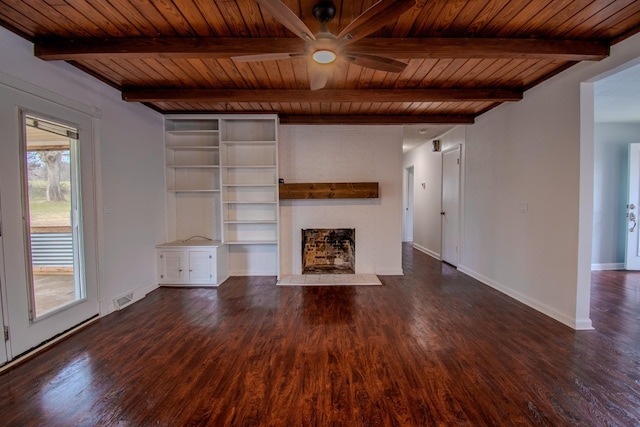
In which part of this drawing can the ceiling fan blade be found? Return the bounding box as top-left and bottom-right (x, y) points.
(346, 53), (407, 73)
(337, 0), (415, 44)
(256, 0), (315, 41)
(232, 52), (303, 62)
(309, 64), (331, 90)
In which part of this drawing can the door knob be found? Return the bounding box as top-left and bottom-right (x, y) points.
(440, 212), (445, 215)
(630, 212), (637, 232)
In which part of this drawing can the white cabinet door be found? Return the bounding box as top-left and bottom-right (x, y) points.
(159, 251), (187, 283)
(156, 243), (228, 286)
(188, 251), (214, 283)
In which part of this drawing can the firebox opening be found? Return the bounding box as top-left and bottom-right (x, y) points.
(302, 228), (355, 274)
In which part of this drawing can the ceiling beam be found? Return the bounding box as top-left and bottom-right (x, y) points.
(122, 88), (522, 103)
(34, 37), (608, 61)
(351, 38), (609, 60)
(279, 115), (475, 125)
(35, 38), (306, 60)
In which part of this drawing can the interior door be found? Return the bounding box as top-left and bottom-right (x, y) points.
(404, 166), (414, 242)
(0, 83), (99, 358)
(0, 195), (8, 366)
(625, 143), (640, 269)
(441, 146), (460, 266)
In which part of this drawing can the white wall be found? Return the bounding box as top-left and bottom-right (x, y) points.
(402, 127), (466, 259)
(279, 125), (403, 276)
(0, 27), (166, 315)
(99, 104), (165, 312)
(592, 123), (640, 268)
(460, 31), (640, 329)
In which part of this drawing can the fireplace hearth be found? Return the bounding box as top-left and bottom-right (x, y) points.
(302, 229), (355, 274)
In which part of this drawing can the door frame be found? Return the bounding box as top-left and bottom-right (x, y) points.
(579, 58), (640, 330)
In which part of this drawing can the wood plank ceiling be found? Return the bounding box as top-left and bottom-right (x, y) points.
(1, 0), (639, 124)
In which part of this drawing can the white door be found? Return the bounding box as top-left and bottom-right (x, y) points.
(0, 84), (99, 358)
(404, 166), (414, 242)
(442, 146), (460, 266)
(625, 143), (640, 269)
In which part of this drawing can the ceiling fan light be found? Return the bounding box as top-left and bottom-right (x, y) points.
(312, 49), (337, 64)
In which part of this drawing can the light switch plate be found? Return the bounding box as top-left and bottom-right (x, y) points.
(519, 202), (528, 214)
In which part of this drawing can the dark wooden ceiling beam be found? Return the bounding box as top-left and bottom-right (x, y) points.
(35, 38), (306, 60)
(352, 38), (609, 60)
(279, 115), (475, 125)
(122, 88), (522, 103)
(34, 37), (609, 61)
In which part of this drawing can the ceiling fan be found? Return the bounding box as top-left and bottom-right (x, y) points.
(232, 0), (416, 90)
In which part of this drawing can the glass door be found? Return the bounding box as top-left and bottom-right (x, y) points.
(0, 81), (99, 359)
(22, 115), (85, 320)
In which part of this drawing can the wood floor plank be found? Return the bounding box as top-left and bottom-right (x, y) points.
(1, 245), (640, 425)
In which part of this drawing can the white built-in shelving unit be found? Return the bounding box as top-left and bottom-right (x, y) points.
(158, 114), (279, 284)
(220, 116), (279, 276)
(164, 117), (222, 243)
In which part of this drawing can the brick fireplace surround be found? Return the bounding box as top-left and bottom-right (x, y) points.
(302, 228), (355, 274)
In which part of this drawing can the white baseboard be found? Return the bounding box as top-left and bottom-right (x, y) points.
(99, 280), (159, 316)
(591, 262), (624, 271)
(412, 243), (440, 260)
(574, 318), (594, 330)
(457, 264), (593, 330)
(375, 269), (404, 275)
(228, 269), (277, 276)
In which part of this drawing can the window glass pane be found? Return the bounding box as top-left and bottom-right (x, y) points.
(23, 114), (84, 319)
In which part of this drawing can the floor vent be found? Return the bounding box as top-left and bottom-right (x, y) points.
(113, 292), (134, 310)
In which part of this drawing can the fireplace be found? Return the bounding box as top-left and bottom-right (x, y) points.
(302, 229), (355, 274)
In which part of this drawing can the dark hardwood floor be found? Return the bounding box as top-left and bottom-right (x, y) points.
(1, 245), (639, 426)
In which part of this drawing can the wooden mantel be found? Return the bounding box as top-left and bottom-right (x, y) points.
(279, 182), (379, 200)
